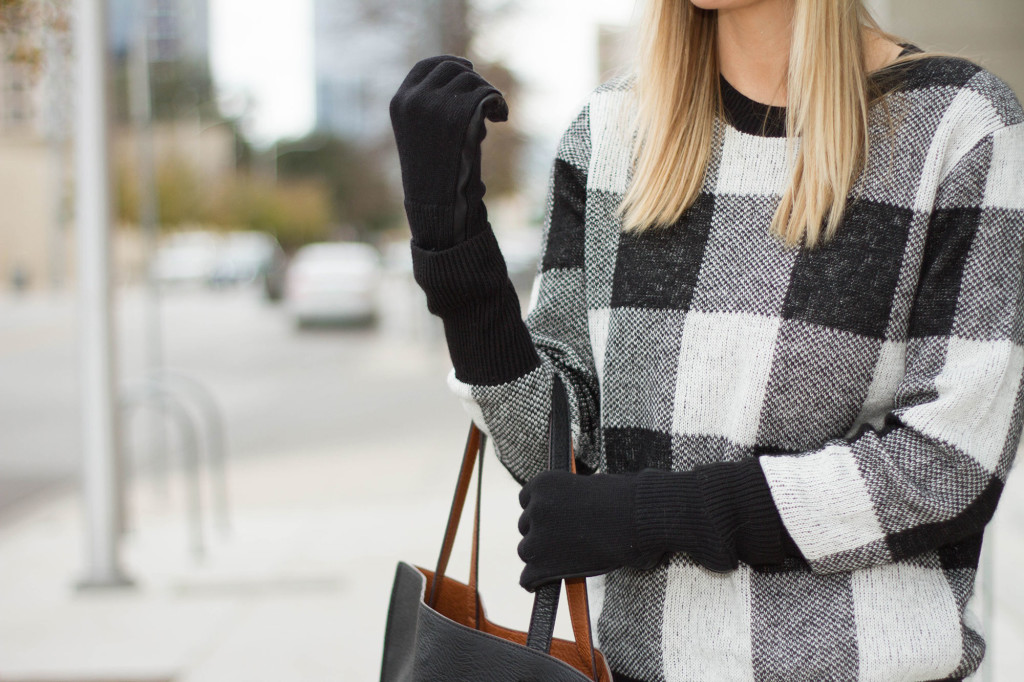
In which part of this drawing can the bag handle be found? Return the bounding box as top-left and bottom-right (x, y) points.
(427, 374), (599, 681)
(526, 374), (598, 678)
(427, 424), (482, 609)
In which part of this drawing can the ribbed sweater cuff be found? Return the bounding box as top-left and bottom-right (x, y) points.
(410, 224), (541, 386)
(633, 460), (802, 568)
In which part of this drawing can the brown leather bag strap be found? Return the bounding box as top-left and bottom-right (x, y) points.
(468, 434), (484, 628)
(428, 424), (482, 608)
(429, 375), (600, 681)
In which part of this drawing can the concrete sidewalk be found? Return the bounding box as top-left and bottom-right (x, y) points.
(0, 421), (548, 682)
(1, 426), (1022, 680)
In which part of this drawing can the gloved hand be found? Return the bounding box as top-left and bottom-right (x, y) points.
(517, 470), (663, 591)
(517, 460), (796, 591)
(389, 55), (509, 251)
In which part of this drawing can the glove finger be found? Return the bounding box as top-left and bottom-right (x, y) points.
(517, 535), (531, 563)
(445, 69), (497, 96)
(518, 482), (532, 508)
(419, 58), (474, 92)
(517, 511), (530, 536)
(403, 54), (472, 87)
(480, 93), (509, 123)
(520, 564), (561, 592)
(694, 551), (738, 574)
(519, 565), (538, 592)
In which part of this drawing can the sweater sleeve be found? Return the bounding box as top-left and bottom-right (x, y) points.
(411, 100), (601, 484)
(759, 120), (1024, 574)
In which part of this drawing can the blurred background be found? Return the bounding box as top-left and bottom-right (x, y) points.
(0, 0), (1022, 680)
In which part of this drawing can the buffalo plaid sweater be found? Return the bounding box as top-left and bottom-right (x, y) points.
(410, 46), (1024, 682)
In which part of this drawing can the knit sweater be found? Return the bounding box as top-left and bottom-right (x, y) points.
(411, 46), (1024, 682)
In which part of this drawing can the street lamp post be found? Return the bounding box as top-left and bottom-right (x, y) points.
(74, 0), (132, 589)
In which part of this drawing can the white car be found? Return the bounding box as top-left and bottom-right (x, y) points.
(285, 242), (382, 326)
(209, 231), (284, 288)
(152, 231), (222, 287)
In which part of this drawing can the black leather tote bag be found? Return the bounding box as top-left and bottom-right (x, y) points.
(380, 375), (612, 682)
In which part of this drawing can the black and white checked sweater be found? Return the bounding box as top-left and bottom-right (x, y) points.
(411, 49), (1024, 682)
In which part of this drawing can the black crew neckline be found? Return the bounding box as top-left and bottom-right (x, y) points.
(719, 43), (920, 137)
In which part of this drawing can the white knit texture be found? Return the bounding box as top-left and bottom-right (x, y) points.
(446, 58), (1024, 680)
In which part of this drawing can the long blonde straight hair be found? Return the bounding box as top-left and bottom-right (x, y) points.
(617, 0), (950, 248)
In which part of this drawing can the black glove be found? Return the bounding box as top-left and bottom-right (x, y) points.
(516, 459), (799, 591)
(389, 55), (509, 251)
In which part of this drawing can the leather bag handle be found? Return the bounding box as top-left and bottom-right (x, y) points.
(526, 375), (598, 679)
(428, 374), (599, 681)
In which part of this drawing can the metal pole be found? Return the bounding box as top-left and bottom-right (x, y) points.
(129, 0), (171, 505)
(44, 28), (71, 291)
(74, 0), (132, 589)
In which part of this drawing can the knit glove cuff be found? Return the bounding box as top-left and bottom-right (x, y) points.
(411, 222), (510, 313)
(696, 458), (793, 566)
(634, 468), (738, 572)
(633, 459), (803, 571)
(410, 223), (541, 386)
(405, 196), (489, 252)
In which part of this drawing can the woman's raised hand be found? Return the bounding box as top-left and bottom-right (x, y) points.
(389, 55), (508, 250)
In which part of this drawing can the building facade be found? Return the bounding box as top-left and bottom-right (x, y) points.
(313, 0), (439, 144)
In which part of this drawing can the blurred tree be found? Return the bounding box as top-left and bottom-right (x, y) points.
(336, 0), (524, 223)
(0, 0), (69, 74)
(275, 133), (401, 237)
(427, 0), (519, 57)
(206, 176), (332, 252)
(116, 156), (332, 252)
(156, 155), (205, 225)
(438, 0), (470, 56)
(116, 154), (204, 226)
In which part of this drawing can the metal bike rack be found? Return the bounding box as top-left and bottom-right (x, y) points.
(120, 370), (230, 561)
(149, 369), (230, 536)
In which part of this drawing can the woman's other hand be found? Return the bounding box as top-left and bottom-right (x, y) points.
(517, 470), (661, 591)
(516, 466), (765, 591)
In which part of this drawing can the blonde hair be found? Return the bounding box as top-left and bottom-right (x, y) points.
(617, 0), (957, 249)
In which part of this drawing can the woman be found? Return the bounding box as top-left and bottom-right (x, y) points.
(389, 1), (1024, 680)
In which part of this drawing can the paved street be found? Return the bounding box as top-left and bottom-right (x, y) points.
(1, 283), (1023, 680)
(0, 281), (460, 515)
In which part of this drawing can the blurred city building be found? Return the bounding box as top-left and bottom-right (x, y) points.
(0, 0), (218, 294)
(313, 0), (474, 145)
(109, 0), (209, 63)
(310, 0), (518, 245)
(0, 6), (72, 293)
(1, 0), (1022, 294)
(313, 0), (420, 144)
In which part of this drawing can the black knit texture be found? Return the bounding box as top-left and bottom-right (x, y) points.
(389, 55), (504, 250)
(634, 459), (804, 570)
(517, 470), (655, 591)
(410, 224), (541, 386)
(404, 194), (490, 253)
(517, 459), (804, 589)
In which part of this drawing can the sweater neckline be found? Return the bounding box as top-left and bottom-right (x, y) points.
(719, 43), (921, 137)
